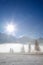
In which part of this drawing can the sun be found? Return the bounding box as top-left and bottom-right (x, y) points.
(5, 23), (17, 35)
(6, 24), (14, 33)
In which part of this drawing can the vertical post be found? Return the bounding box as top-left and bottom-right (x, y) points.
(21, 45), (25, 53)
(29, 44), (31, 53)
(10, 48), (14, 54)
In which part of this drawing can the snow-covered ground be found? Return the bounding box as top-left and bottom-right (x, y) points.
(0, 53), (43, 65)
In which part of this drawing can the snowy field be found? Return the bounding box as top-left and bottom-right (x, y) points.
(0, 53), (43, 65)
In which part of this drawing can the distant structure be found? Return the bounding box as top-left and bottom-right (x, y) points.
(10, 48), (14, 53)
(34, 40), (40, 52)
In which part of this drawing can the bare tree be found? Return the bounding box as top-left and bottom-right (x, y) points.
(35, 40), (40, 52)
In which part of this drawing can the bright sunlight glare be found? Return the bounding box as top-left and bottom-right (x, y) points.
(5, 23), (17, 35)
(6, 24), (14, 33)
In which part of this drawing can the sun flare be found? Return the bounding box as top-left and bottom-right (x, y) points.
(5, 23), (17, 35)
(6, 24), (14, 33)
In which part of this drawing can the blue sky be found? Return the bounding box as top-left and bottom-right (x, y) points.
(0, 0), (43, 38)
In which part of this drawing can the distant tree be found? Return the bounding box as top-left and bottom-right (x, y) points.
(35, 40), (40, 51)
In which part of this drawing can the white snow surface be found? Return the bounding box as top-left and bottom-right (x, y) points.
(0, 53), (43, 65)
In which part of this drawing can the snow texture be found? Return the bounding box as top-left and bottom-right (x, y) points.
(0, 53), (43, 65)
